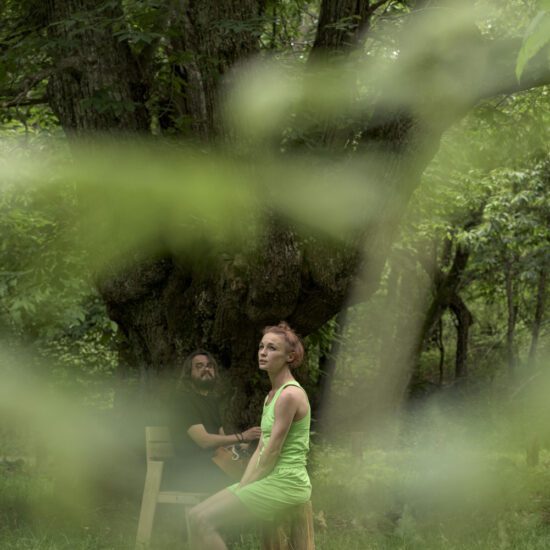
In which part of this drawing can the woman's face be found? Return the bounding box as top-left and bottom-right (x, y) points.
(258, 332), (293, 371)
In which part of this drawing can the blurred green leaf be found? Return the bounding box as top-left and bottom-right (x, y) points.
(516, 10), (550, 81)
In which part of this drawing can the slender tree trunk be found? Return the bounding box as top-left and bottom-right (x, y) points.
(450, 295), (473, 380)
(416, 243), (471, 360)
(314, 309), (349, 435)
(436, 317), (445, 385)
(505, 259), (518, 374)
(528, 267), (547, 367)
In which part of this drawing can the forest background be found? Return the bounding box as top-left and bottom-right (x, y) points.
(0, 0), (549, 548)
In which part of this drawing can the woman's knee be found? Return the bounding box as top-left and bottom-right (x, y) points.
(188, 505), (212, 535)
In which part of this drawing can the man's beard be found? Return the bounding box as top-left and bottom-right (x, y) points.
(193, 376), (216, 391)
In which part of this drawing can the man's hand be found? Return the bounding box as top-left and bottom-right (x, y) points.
(188, 424), (261, 449)
(242, 426), (261, 442)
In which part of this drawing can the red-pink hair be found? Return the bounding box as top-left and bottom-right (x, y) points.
(262, 321), (305, 368)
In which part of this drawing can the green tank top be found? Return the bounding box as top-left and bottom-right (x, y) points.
(259, 381), (310, 469)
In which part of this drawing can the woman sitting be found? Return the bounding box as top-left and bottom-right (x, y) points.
(188, 321), (311, 550)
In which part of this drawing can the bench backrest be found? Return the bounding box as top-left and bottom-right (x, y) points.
(145, 426), (174, 462)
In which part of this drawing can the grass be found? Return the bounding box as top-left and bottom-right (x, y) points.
(2, 447), (550, 549)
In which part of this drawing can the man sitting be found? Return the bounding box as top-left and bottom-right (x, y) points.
(164, 350), (261, 493)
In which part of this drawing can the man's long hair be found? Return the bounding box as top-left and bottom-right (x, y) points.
(177, 349), (219, 388)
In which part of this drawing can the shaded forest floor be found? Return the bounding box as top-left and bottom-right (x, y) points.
(2, 446), (550, 549)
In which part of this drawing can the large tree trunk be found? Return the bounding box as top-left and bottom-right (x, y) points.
(98, 221), (360, 427)
(311, 0), (382, 58)
(35, 0), (550, 429)
(165, 0), (265, 139)
(45, 0), (150, 134)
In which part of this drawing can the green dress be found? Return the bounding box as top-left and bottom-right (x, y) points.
(228, 381), (311, 521)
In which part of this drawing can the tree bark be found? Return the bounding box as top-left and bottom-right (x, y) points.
(165, 0), (265, 139)
(311, 0), (384, 59)
(505, 259), (518, 374)
(377, 257), (401, 372)
(436, 317), (445, 385)
(528, 266), (547, 368)
(314, 309), (349, 435)
(418, 243), (471, 355)
(449, 294), (473, 380)
(378, 253), (427, 413)
(45, 0), (150, 135)
(406, 239), (473, 388)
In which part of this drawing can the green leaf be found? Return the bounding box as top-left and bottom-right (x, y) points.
(516, 11), (550, 82)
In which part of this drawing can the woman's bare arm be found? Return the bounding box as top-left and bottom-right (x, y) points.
(238, 439), (263, 487)
(239, 388), (303, 487)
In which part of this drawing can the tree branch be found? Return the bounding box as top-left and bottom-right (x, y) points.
(1, 96), (48, 109)
(358, 35), (550, 168)
(0, 57), (80, 110)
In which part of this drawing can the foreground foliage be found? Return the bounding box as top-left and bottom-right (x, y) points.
(3, 396), (550, 550)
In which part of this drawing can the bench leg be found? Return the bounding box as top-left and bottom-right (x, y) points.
(262, 525), (289, 550)
(136, 461), (163, 549)
(183, 505), (193, 540)
(290, 501), (315, 550)
(261, 501), (315, 550)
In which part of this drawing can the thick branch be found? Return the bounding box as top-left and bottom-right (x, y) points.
(311, 0), (387, 59)
(360, 35), (550, 160)
(1, 96), (48, 109)
(475, 38), (550, 101)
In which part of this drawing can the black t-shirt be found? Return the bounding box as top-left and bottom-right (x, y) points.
(164, 386), (230, 492)
(170, 387), (222, 462)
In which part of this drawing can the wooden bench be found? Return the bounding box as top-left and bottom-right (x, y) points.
(136, 426), (315, 549)
(135, 426), (207, 549)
